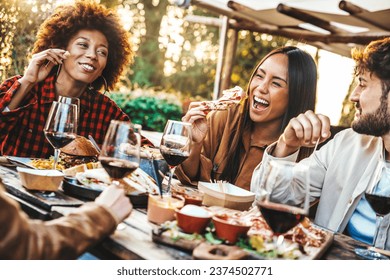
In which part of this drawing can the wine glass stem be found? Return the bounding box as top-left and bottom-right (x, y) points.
(372, 214), (383, 246)
(53, 148), (60, 170)
(165, 167), (175, 195)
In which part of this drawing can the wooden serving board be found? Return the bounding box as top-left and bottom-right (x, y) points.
(151, 205), (335, 260)
(152, 228), (203, 251)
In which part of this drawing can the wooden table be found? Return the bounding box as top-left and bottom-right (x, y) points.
(0, 164), (368, 260)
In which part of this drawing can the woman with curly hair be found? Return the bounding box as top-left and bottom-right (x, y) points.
(0, 0), (137, 158)
(0, 1), (133, 259)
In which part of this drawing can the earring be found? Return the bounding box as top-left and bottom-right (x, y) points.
(56, 64), (62, 77)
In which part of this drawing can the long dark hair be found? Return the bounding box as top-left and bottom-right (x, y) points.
(220, 46), (317, 182)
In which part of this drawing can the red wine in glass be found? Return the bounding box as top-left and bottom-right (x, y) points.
(159, 120), (192, 195)
(44, 101), (77, 170)
(365, 193), (390, 216)
(99, 156), (139, 179)
(160, 150), (189, 168)
(44, 131), (76, 149)
(258, 200), (306, 234)
(99, 120), (141, 186)
(354, 191), (390, 260)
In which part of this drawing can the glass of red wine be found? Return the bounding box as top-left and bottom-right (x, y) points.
(99, 120), (141, 185)
(354, 180), (390, 260)
(159, 120), (192, 195)
(44, 101), (78, 170)
(256, 160), (310, 247)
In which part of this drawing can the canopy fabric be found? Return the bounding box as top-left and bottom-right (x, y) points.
(186, 0), (390, 57)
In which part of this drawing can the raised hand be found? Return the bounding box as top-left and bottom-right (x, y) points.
(95, 184), (133, 224)
(275, 110), (331, 157)
(22, 49), (70, 85)
(181, 101), (209, 143)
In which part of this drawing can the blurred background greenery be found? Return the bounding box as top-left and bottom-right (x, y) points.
(0, 0), (354, 131)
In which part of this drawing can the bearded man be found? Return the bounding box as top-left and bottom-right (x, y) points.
(251, 37), (390, 253)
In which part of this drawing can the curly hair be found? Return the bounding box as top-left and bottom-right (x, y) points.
(352, 37), (390, 96)
(32, 0), (133, 91)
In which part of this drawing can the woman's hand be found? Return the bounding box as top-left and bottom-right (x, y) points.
(181, 101), (210, 143)
(95, 184), (133, 224)
(21, 49), (70, 85)
(274, 110), (331, 157)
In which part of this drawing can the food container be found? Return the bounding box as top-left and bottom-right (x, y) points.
(171, 184), (204, 206)
(147, 194), (184, 225)
(197, 181), (255, 211)
(212, 215), (251, 244)
(175, 205), (212, 234)
(17, 167), (64, 192)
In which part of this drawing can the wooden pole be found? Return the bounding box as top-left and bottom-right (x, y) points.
(220, 28), (238, 91)
(213, 16), (229, 100)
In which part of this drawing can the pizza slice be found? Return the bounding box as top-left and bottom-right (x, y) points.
(204, 86), (244, 111)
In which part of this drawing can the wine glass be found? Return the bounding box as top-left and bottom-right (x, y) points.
(99, 120), (141, 185)
(255, 160), (310, 247)
(44, 101), (78, 170)
(58, 96), (80, 130)
(354, 175), (390, 260)
(159, 120), (192, 195)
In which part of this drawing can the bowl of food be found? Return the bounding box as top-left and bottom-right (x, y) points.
(17, 167), (64, 191)
(212, 215), (251, 244)
(175, 204), (212, 234)
(198, 181), (255, 211)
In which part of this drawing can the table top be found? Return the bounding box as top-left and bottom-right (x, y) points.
(1, 164), (368, 260)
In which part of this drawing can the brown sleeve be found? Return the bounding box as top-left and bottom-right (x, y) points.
(0, 183), (116, 259)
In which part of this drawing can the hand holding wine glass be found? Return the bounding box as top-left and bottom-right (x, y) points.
(256, 160), (310, 246)
(44, 101), (78, 170)
(99, 120), (141, 185)
(159, 120), (192, 195)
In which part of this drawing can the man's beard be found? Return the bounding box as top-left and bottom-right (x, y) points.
(352, 102), (390, 136)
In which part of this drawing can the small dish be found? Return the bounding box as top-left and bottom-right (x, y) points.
(17, 167), (64, 191)
(172, 184), (204, 206)
(147, 194), (185, 225)
(212, 215), (251, 244)
(175, 205), (212, 234)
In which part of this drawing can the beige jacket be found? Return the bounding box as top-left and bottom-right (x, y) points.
(0, 181), (117, 259)
(251, 128), (390, 250)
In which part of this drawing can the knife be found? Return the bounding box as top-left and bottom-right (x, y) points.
(88, 135), (101, 153)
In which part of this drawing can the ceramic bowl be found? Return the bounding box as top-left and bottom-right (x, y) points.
(212, 215), (251, 244)
(175, 205), (212, 234)
(147, 194), (184, 225)
(17, 167), (64, 192)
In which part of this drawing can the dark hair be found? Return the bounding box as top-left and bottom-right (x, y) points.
(220, 46), (317, 182)
(352, 37), (390, 98)
(32, 0), (133, 91)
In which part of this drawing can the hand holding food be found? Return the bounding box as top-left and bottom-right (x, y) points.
(275, 110), (331, 157)
(182, 86), (244, 144)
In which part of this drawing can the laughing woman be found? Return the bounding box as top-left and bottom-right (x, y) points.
(176, 46), (318, 190)
(0, 0), (141, 159)
(0, 1), (135, 259)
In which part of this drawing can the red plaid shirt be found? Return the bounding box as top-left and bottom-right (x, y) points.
(0, 74), (151, 158)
